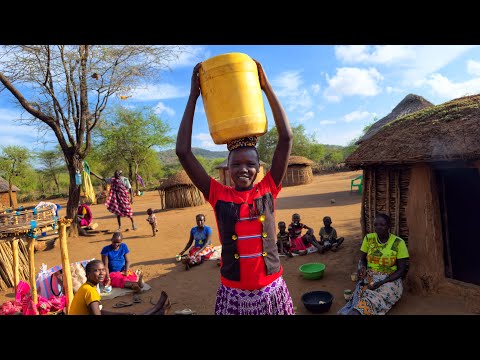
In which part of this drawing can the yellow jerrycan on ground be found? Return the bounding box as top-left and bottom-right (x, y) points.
(199, 52), (267, 145)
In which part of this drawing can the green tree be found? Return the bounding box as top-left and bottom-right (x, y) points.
(258, 124), (325, 164)
(0, 146), (30, 206)
(0, 45), (185, 233)
(97, 106), (174, 191)
(36, 148), (66, 194)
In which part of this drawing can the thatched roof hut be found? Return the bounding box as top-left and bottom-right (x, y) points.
(215, 159), (267, 186)
(157, 170), (205, 210)
(0, 176), (20, 208)
(346, 94), (480, 306)
(282, 156), (315, 187)
(356, 94), (434, 145)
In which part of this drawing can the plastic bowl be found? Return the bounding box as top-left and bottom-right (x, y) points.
(301, 290), (333, 313)
(299, 262), (326, 280)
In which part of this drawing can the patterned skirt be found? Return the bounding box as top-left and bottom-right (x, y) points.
(214, 276), (295, 315)
(337, 269), (403, 315)
(187, 245), (215, 264)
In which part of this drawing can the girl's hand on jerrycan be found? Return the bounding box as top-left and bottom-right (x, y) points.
(252, 59), (268, 90)
(191, 62), (202, 99)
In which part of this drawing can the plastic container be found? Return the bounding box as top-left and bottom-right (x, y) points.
(199, 52), (267, 144)
(299, 262), (326, 280)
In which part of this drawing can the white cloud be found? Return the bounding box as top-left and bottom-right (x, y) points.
(400, 46), (477, 86)
(311, 84), (321, 94)
(153, 102), (175, 117)
(193, 133), (227, 150)
(0, 109), (51, 149)
(319, 120), (336, 125)
(335, 45), (478, 87)
(272, 71), (313, 112)
(335, 45), (415, 64)
(314, 128), (363, 146)
(169, 46), (210, 68)
(297, 111), (314, 123)
(386, 86), (403, 94)
(425, 73), (480, 100)
(130, 83), (188, 101)
(344, 110), (377, 123)
(323, 67), (383, 102)
(467, 59), (480, 76)
(0, 108), (22, 121)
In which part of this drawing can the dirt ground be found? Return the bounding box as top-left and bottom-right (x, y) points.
(0, 171), (473, 315)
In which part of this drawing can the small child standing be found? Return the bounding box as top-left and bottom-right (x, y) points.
(277, 221), (292, 257)
(146, 208), (158, 237)
(319, 216), (344, 252)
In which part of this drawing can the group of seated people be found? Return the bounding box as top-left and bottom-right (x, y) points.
(69, 210), (408, 316)
(276, 213), (345, 257)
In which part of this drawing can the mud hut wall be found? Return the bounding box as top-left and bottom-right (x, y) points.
(404, 163), (445, 294)
(282, 165), (313, 187)
(0, 192), (17, 208)
(164, 185), (205, 209)
(254, 165), (265, 184)
(219, 169), (226, 186)
(362, 166), (410, 243)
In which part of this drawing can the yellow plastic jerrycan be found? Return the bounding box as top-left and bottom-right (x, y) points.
(199, 52), (267, 145)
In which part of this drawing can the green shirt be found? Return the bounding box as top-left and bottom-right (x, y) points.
(360, 233), (409, 273)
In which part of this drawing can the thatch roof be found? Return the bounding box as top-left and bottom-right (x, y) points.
(158, 170), (195, 190)
(346, 94), (480, 167)
(215, 158), (267, 169)
(356, 94), (434, 145)
(288, 156), (314, 166)
(0, 177), (19, 192)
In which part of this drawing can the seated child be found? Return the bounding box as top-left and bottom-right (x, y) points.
(146, 208), (158, 237)
(276, 221), (292, 257)
(319, 216), (344, 252)
(288, 213), (323, 255)
(178, 214), (215, 270)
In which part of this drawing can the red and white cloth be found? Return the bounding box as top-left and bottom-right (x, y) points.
(105, 177), (133, 217)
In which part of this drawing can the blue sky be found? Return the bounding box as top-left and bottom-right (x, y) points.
(2, 45), (480, 152)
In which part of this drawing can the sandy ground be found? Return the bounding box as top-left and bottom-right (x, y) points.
(0, 171), (473, 315)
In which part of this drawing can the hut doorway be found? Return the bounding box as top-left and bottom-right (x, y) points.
(436, 166), (480, 286)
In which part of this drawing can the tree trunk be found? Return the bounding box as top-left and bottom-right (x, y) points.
(66, 163), (80, 236)
(54, 175), (60, 194)
(134, 163), (139, 193)
(8, 181), (13, 207)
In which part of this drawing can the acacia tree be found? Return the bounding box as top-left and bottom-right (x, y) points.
(0, 146), (30, 207)
(0, 45), (184, 234)
(97, 106), (174, 191)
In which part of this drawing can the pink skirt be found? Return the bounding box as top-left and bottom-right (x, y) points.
(290, 237), (307, 252)
(109, 271), (138, 288)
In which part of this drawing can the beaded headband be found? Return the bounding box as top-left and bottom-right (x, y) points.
(226, 136), (258, 152)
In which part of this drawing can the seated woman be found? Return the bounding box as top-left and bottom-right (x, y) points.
(101, 231), (144, 292)
(178, 214), (215, 270)
(77, 203), (93, 228)
(69, 259), (170, 315)
(338, 213), (410, 315)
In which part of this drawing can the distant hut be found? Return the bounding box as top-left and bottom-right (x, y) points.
(157, 170), (205, 210)
(215, 159), (267, 186)
(346, 94), (480, 304)
(282, 156), (314, 187)
(0, 176), (20, 208)
(356, 93), (434, 145)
